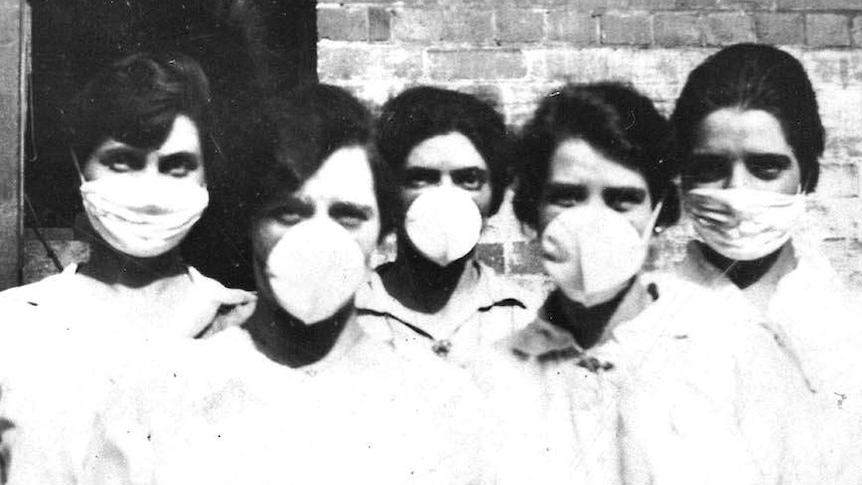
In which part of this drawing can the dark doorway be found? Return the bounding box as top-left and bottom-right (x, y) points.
(26, 0), (317, 289)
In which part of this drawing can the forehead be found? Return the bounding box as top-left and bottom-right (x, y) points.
(548, 138), (647, 189)
(93, 114), (201, 157)
(695, 108), (792, 154)
(404, 132), (487, 171)
(296, 145), (377, 207)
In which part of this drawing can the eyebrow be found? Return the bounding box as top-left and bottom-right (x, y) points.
(267, 196), (314, 217)
(402, 167), (441, 176)
(329, 201), (375, 217)
(159, 152), (201, 167)
(746, 153), (792, 167)
(98, 146), (146, 167)
(603, 186), (647, 203)
(543, 183), (587, 196)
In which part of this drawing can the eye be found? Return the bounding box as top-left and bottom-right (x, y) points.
(330, 203), (371, 230)
(272, 209), (304, 226)
(100, 151), (140, 173)
(401, 168), (440, 189)
(265, 198), (313, 227)
(746, 155), (791, 181)
(604, 188), (647, 213)
(543, 185), (587, 209)
(451, 168), (488, 191)
(160, 153), (201, 177)
(683, 154), (729, 184)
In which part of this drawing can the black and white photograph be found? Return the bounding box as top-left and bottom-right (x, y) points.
(1, 0), (862, 483)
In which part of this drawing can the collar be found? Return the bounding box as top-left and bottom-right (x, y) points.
(507, 311), (615, 372)
(355, 260), (531, 328)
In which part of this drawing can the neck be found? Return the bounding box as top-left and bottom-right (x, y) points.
(699, 241), (793, 289)
(546, 277), (652, 350)
(79, 242), (187, 289)
(243, 297), (355, 369)
(383, 237), (477, 314)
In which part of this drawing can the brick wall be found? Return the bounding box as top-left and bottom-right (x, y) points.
(318, 0), (862, 293)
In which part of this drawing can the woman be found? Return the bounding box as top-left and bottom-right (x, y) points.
(357, 86), (537, 366)
(82, 84), (484, 485)
(474, 83), (803, 485)
(668, 43), (862, 481)
(0, 52), (253, 485)
(1, 52), (254, 335)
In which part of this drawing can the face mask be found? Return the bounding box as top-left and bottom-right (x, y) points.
(541, 202), (662, 307)
(265, 219), (368, 324)
(684, 187), (805, 261)
(80, 176), (209, 258)
(403, 186), (483, 267)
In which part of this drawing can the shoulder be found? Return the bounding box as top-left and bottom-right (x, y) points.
(475, 261), (543, 312)
(187, 267), (257, 338)
(0, 265), (79, 308)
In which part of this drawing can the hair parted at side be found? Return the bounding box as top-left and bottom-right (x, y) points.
(671, 43), (825, 193)
(376, 86), (514, 216)
(513, 82), (678, 230)
(250, 83), (399, 241)
(68, 52), (211, 166)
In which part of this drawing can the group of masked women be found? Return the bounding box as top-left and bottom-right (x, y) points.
(0, 42), (860, 484)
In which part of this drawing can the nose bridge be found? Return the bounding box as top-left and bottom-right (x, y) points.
(726, 159), (749, 189)
(439, 171), (455, 189)
(585, 190), (604, 209)
(144, 151), (162, 177)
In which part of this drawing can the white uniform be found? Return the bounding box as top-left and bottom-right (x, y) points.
(668, 240), (862, 483)
(82, 322), (486, 485)
(472, 275), (807, 485)
(357, 260), (538, 369)
(0, 264), (255, 485)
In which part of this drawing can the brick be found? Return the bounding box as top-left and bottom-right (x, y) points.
(317, 7), (368, 42)
(390, 8), (445, 43)
(428, 49), (527, 80)
(509, 240), (543, 275)
(818, 163), (859, 198)
(442, 9), (494, 43)
(854, 16), (862, 48)
(369, 7), (391, 42)
(654, 13), (702, 47)
(547, 10), (597, 45)
(514, 0), (626, 11)
(318, 44), (424, 81)
(704, 12), (755, 46)
(496, 9), (545, 44)
(601, 13), (652, 46)
(807, 14), (851, 48)
(754, 13), (804, 46)
(676, 0), (717, 8)
(455, 84), (504, 109)
(629, 0), (675, 9)
(476, 243), (505, 274)
(778, 0), (862, 10)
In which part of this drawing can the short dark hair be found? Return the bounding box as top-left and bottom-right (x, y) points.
(513, 82), (678, 229)
(68, 52), (211, 167)
(376, 86), (514, 216)
(671, 43), (824, 193)
(249, 83), (399, 241)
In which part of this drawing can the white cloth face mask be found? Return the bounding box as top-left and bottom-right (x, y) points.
(684, 187), (805, 261)
(265, 219), (369, 324)
(541, 202), (662, 307)
(80, 176), (209, 258)
(403, 186), (483, 267)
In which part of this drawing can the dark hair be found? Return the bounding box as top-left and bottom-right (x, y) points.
(672, 43), (824, 193)
(249, 83), (399, 241)
(68, 52), (211, 168)
(513, 82), (678, 229)
(376, 86), (514, 216)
